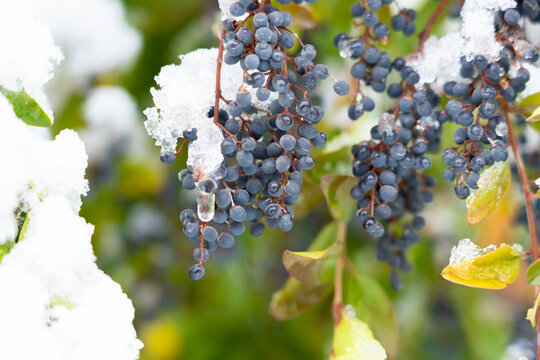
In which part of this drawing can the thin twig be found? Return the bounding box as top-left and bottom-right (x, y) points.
(504, 109), (540, 359)
(417, 0), (450, 53)
(214, 29), (226, 128)
(332, 221), (347, 328)
(505, 112), (539, 258)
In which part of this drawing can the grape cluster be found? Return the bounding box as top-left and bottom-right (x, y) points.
(350, 106), (439, 287)
(334, 0), (418, 120)
(162, 0), (349, 280)
(338, 1), (439, 288)
(441, 7), (536, 200)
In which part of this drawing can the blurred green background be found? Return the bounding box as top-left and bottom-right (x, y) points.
(48, 0), (537, 359)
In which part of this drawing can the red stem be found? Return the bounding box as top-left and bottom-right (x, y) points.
(214, 29), (226, 128)
(504, 110), (540, 359)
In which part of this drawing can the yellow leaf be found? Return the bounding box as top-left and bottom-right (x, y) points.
(331, 309), (387, 360)
(441, 240), (523, 289)
(140, 318), (183, 360)
(526, 292), (540, 327)
(527, 106), (540, 122)
(466, 161), (511, 225)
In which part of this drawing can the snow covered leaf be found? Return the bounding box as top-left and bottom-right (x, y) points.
(269, 277), (331, 320)
(441, 239), (523, 289)
(330, 309), (387, 360)
(282, 222), (340, 285)
(0, 87), (52, 127)
(347, 274), (398, 359)
(526, 259), (540, 286)
(321, 175), (358, 222)
(466, 161), (510, 225)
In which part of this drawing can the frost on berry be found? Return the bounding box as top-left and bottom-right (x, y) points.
(144, 48), (244, 179)
(409, 0), (517, 88)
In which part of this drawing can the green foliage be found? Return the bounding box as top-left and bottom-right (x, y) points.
(527, 259), (540, 286)
(320, 175), (357, 222)
(346, 273), (398, 358)
(331, 310), (387, 360)
(0, 241), (13, 264)
(270, 277), (332, 321)
(0, 87), (52, 127)
(271, 223), (338, 318)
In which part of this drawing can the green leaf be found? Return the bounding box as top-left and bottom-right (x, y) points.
(526, 259), (540, 286)
(519, 92), (540, 108)
(527, 106), (540, 134)
(0, 241), (14, 264)
(283, 243), (341, 285)
(331, 310), (387, 360)
(526, 291), (540, 327)
(320, 175), (358, 222)
(282, 222), (339, 285)
(346, 274), (398, 358)
(307, 147), (351, 184)
(17, 214), (30, 243)
(441, 244), (522, 289)
(466, 161), (511, 225)
(0, 87), (52, 127)
(269, 277), (331, 320)
(272, 223), (339, 319)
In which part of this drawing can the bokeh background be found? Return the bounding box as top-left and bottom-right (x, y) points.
(44, 0), (539, 359)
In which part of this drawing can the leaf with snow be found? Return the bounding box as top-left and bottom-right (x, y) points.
(466, 161), (510, 225)
(441, 239), (523, 289)
(330, 309), (387, 360)
(0, 197), (142, 360)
